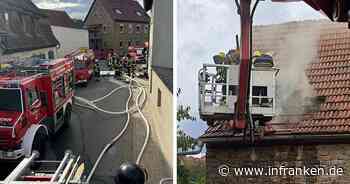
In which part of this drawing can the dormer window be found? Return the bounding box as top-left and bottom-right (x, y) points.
(21, 15), (28, 33)
(136, 25), (140, 33)
(4, 13), (9, 24)
(115, 9), (122, 14)
(128, 24), (133, 33)
(144, 25), (148, 33)
(120, 24), (124, 33)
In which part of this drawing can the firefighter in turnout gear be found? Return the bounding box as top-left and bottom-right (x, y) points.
(93, 62), (101, 81)
(126, 55), (135, 78)
(113, 58), (122, 79)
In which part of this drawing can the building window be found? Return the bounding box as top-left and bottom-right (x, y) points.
(144, 25), (149, 33)
(252, 86), (272, 107)
(29, 17), (35, 35)
(252, 86), (267, 96)
(28, 88), (39, 106)
(115, 9), (122, 14)
(157, 89), (162, 107)
(48, 51), (55, 59)
(128, 24), (133, 33)
(135, 40), (140, 46)
(119, 41), (123, 48)
(136, 11), (142, 16)
(228, 85), (237, 95)
(120, 24), (124, 33)
(4, 12), (9, 25)
(21, 15), (28, 33)
(103, 25), (107, 33)
(128, 40), (132, 46)
(136, 25), (141, 33)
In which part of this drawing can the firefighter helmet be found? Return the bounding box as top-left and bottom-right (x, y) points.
(114, 162), (147, 184)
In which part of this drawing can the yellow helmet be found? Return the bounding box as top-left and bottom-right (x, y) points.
(254, 50), (262, 57)
(0, 64), (11, 69)
(213, 52), (225, 64)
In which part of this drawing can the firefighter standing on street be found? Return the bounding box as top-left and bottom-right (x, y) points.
(107, 52), (113, 69)
(112, 52), (119, 65)
(126, 54), (136, 78)
(94, 61), (101, 81)
(113, 56), (122, 79)
(122, 56), (128, 75)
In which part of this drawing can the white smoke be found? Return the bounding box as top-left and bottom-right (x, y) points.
(254, 20), (324, 117)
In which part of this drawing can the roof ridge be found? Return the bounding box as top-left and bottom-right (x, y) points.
(253, 18), (334, 28)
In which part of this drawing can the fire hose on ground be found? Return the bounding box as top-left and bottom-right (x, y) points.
(73, 77), (172, 184)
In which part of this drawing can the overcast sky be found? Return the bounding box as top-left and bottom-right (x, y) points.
(32, 0), (93, 19)
(177, 0), (327, 138)
(32, 0), (143, 19)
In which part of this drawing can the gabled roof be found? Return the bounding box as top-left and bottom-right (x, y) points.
(200, 20), (350, 140)
(41, 9), (83, 29)
(86, 0), (150, 23)
(2, 0), (46, 17)
(0, 0), (59, 55)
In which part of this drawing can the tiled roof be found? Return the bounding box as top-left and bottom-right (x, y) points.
(3, 0), (44, 16)
(88, 0), (150, 23)
(0, 0), (59, 55)
(42, 9), (82, 29)
(201, 20), (350, 139)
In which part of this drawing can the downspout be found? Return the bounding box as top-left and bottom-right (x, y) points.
(246, 0), (260, 144)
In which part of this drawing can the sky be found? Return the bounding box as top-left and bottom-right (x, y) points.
(177, 0), (327, 138)
(32, 0), (144, 20)
(32, 0), (94, 19)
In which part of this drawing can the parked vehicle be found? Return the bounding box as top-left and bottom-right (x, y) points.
(66, 48), (95, 86)
(0, 58), (74, 160)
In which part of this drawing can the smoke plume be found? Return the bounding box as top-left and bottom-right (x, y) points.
(254, 20), (325, 118)
(274, 21), (321, 116)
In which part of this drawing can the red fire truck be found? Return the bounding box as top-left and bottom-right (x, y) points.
(0, 58), (74, 160)
(66, 48), (94, 86)
(128, 46), (146, 64)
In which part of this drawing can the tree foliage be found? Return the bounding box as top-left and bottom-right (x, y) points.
(177, 88), (206, 184)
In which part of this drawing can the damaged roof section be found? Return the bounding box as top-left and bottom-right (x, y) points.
(201, 20), (350, 140)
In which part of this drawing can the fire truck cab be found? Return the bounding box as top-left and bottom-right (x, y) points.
(0, 58), (74, 160)
(128, 46), (146, 64)
(198, 63), (278, 123)
(66, 48), (95, 86)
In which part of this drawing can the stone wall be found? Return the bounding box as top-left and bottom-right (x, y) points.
(206, 144), (350, 184)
